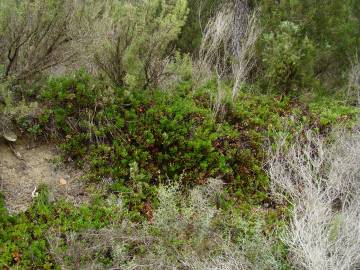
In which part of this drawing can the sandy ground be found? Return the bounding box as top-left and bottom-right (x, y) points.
(0, 139), (89, 214)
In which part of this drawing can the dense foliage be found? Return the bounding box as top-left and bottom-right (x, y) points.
(0, 0), (359, 269)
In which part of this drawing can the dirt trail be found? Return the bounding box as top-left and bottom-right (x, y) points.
(0, 139), (88, 214)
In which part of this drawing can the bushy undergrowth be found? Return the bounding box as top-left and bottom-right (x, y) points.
(0, 180), (289, 269)
(1, 0), (360, 269)
(1, 69), (358, 269)
(14, 71), (358, 210)
(0, 187), (122, 269)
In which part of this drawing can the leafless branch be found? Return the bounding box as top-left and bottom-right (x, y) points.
(198, 0), (260, 117)
(268, 128), (360, 270)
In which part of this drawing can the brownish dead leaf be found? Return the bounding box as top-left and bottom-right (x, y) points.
(12, 250), (21, 264)
(143, 200), (153, 223)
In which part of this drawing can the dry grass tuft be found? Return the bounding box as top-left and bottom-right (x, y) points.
(197, 0), (260, 117)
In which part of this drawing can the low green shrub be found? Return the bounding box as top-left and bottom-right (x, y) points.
(11, 71), (356, 216)
(2, 71), (358, 269)
(17, 71), (356, 208)
(0, 187), (122, 269)
(37, 182), (290, 269)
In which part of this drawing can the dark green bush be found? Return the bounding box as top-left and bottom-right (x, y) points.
(40, 75), (240, 197)
(257, 0), (360, 89)
(31, 72), (357, 206)
(261, 21), (316, 95)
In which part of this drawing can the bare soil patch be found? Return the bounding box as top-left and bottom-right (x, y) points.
(0, 139), (89, 214)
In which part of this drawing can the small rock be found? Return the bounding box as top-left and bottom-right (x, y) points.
(59, 178), (67, 186)
(3, 130), (17, 142)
